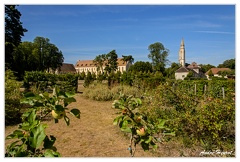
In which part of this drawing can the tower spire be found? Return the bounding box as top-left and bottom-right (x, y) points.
(178, 38), (185, 67)
(181, 37), (184, 46)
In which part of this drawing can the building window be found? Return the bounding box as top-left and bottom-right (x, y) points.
(182, 75), (185, 77)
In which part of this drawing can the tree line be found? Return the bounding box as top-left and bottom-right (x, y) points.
(5, 5), (235, 81)
(5, 5), (64, 80)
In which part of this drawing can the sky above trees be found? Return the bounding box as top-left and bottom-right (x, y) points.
(14, 4), (235, 66)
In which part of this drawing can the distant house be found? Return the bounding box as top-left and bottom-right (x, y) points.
(54, 63), (76, 74)
(75, 58), (132, 74)
(205, 68), (231, 80)
(175, 66), (190, 80)
(175, 62), (206, 80)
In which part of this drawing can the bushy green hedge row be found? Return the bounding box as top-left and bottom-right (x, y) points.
(141, 84), (235, 152)
(24, 71), (78, 92)
(5, 70), (22, 125)
(166, 79), (235, 99)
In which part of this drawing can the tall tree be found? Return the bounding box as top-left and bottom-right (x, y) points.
(11, 41), (35, 79)
(32, 36), (64, 71)
(148, 42), (169, 75)
(217, 58), (235, 69)
(93, 54), (107, 74)
(165, 62), (181, 79)
(128, 61), (153, 73)
(5, 5), (27, 69)
(11, 36), (64, 78)
(121, 55), (134, 64)
(105, 50), (118, 74)
(199, 64), (216, 73)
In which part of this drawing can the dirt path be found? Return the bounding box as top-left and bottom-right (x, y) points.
(5, 94), (154, 157)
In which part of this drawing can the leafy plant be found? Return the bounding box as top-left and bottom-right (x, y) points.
(112, 94), (174, 157)
(5, 69), (22, 125)
(5, 86), (81, 157)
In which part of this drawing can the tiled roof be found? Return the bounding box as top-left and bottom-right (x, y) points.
(59, 63), (76, 72)
(187, 62), (201, 69)
(205, 68), (231, 75)
(75, 58), (127, 67)
(175, 66), (189, 73)
(75, 60), (95, 67)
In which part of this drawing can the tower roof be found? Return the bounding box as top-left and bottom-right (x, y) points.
(181, 38), (184, 47)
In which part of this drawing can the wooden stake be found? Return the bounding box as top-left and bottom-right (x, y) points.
(194, 84), (196, 95)
(222, 87), (225, 99)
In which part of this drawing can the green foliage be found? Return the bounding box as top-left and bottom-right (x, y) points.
(217, 58), (235, 69)
(121, 55), (134, 64)
(148, 42), (169, 75)
(24, 71), (78, 93)
(128, 61), (153, 73)
(107, 71), (121, 87)
(165, 62), (181, 79)
(7, 36), (64, 79)
(120, 71), (133, 86)
(170, 80), (235, 99)
(208, 69), (214, 77)
(112, 94), (174, 156)
(5, 5), (28, 70)
(84, 71), (94, 87)
(83, 83), (113, 101)
(5, 87), (80, 157)
(105, 50), (119, 74)
(83, 83), (141, 101)
(93, 54), (107, 73)
(199, 64), (216, 73)
(143, 83), (235, 152)
(79, 71), (86, 80)
(5, 70), (22, 125)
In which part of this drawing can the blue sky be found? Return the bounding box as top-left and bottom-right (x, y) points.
(17, 5), (235, 67)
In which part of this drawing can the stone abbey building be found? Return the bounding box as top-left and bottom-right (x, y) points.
(75, 58), (132, 74)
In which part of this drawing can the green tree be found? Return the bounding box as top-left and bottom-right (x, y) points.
(184, 71), (194, 80)
(217, 58), (235, 69)
(199, 64), (216, 73)
(128, 61), (153, 73)
(32, 36), (64, 72)
(105, 50), (118, 74)
(84, 71), (94, 87)
(165, 62), (181, 79)
(148, 42), (169, 75)
(79, 71), (86, 80)
(122, 55), (134, 64)
(208, 69), (214, 78)
(5, 5), (28, 70)
(11, 41), (35, 79)
(93, 54), (107, 73)
(11, 37), (64, 79)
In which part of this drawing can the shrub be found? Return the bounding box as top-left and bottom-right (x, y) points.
(83, 83), (113, 101)
(142, 84), (235, 152)
(83, 83), (142, 101)
(5, 70), (22, 125)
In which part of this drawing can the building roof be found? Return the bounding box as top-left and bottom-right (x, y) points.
(175, 66), (189, 73)
(75, 58), (127, 68)
(59, 63), (76, 72)
(187, 62), (201, 69)
(75, 60), (95, 67)
(205, 68), (231, 75)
